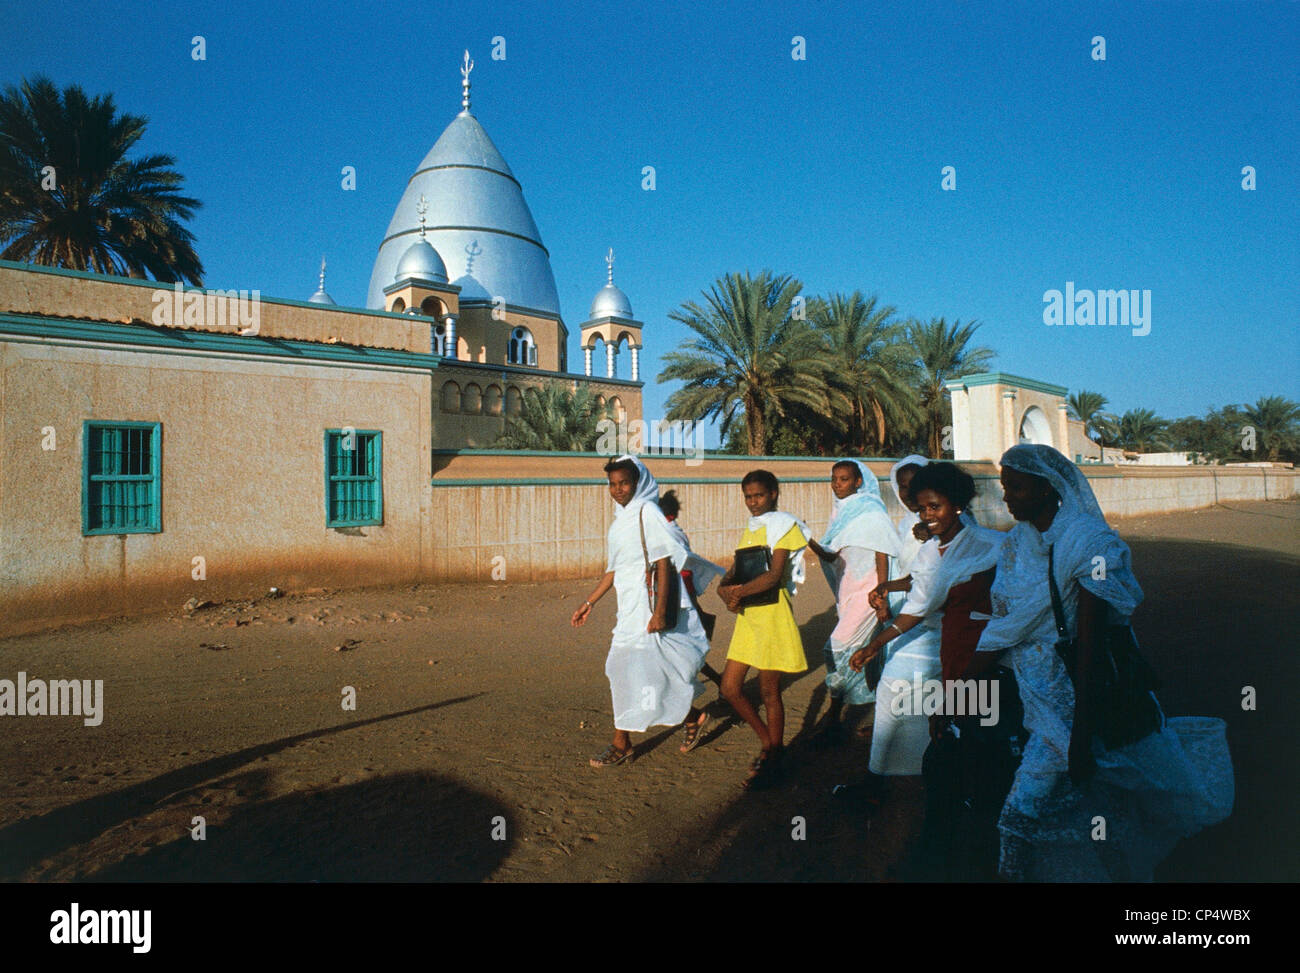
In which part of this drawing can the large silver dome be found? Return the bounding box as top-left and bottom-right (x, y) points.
(589, 283), (633, 320)
(394, 238), (448, 284)
(367, 111), (561, 315)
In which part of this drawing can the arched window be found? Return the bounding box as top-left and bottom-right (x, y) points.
(508, 326), (537, 366)
(440, 381), (461, 412)
(1019, 406), (1053, 446)
(420, 296), (445, 318)
(390, 297), (406, 313)
(484, 384), (503, 416)
(609, 396), (625, 422)
(433, 323), (447, 356)
(505, 386), (523, 416)
(593, 394), (607, 418)
(462, 383), (483, 414)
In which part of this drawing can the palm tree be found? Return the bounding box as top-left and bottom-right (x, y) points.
(1240, 395), (1300, 461)
(1112, 408), (1170, 453)
(495, 384), (606, 451)
(1067, 390), (1116, 445)
(809, 292), (920, 453)
(906, 317), (996, 458)
(0, 76), (203, 283)
(658, 271), (835, 455)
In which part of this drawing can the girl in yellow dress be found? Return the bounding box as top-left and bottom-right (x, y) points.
(716, 470), (810, 789)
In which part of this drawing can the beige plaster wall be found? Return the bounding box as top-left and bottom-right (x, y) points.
(0, 338), (433, 634)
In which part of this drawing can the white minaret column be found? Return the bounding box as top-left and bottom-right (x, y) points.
(630, 345), (640, 381)
(583, 346), (592, 376)
(444, 315), (457, 359)
(606, 342), (615, 378)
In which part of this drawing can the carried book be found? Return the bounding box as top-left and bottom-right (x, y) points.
(732, 545), (780, 608)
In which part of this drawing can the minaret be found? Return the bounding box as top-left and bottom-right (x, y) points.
(580, 249), (642, 380)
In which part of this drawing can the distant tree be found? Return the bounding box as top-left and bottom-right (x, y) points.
(659, 271), (835, 456)
(1111, 408), (1170, 453)
(1067, 390), (1116, 445)
(494, 384), (606, 451)
(809, 292), (920, 453)
(905, 317), (996, 458)
(0, 76), (203, 283)
(1239, 395), (1300, 462)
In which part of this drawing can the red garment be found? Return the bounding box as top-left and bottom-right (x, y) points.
(940, 567), (995, 682)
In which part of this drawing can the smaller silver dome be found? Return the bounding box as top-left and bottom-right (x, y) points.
(307, 288), (336, 305)
(590, 283), (633, 319)
(394, 239), (448, 284)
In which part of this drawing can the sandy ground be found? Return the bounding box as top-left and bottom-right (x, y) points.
(1, 498), (1296, 883)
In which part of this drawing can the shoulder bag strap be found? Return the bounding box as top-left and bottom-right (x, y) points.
(1047, 543), (1069, 640)
(639, 506), (653, 610)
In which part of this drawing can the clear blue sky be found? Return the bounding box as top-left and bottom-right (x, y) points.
(3, 0), (1296, 441)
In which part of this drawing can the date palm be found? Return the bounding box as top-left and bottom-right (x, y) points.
(495, 384), (605, 451)
(1112, 408), (1170, 453)
(659, 270), (834, 456)
(809, 291), (920, 453)
(0, 76), (203, 283)
(1067, 390), (1116, 445)
(906, 317), (996, 458)
(1239, 395), (1300, 461)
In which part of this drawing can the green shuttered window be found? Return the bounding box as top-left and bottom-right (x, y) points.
(325, 429), (383, 527)
(83, 421), (162, 534)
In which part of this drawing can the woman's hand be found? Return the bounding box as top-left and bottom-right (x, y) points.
(717, 585), (740, 613)
(849, 645), (877, 673)
(647, 612), (667, 634)
(868, 584), (887, 611)
(571, 602), (592, 627)
(912, 522), (931, 542)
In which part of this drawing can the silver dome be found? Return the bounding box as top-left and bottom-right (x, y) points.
(394, 238), (448, 284)
(307, 288), (336, 305)
(589, 283), (633, 320)
(367, 112), (561, 316)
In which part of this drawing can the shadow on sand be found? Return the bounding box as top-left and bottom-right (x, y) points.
(0, 695), (484, 881)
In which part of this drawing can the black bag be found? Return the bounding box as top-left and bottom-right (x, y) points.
(640, 507), (680, 629)
(732, 545), (780, 608)
(913, 666), (1027, 882)
(1048, 544), (1163, 751)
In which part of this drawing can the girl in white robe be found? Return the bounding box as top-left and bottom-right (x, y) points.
(970, 444), (1234, 881)
(572, 455), (723, 767)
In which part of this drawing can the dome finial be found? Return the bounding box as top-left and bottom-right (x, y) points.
(465, 239), (483, 275)
(318, 256), (327, 289)
(460, 50), (474, 112)
(606, 247), (615, 285)
(417, 194), (428, 240)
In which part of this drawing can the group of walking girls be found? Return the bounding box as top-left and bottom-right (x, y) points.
(571, 446), (1234, 881)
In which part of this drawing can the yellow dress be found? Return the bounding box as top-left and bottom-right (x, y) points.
(725, 522), (808, 673)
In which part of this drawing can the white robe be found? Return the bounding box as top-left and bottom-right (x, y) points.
(603, 465), (720, 733)
(976, 499), (1234, 881)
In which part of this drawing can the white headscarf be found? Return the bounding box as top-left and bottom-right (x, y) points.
(977, 445), (1143, 654)
(889, 454), (931, 518)
(609, 455), (725, 593)
(821, 459), (902, 557)
(997, 444), (1142, 616)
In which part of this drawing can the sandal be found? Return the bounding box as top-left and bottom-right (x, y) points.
(680, 713), (711, 753)
(589, 744), (634, 768)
